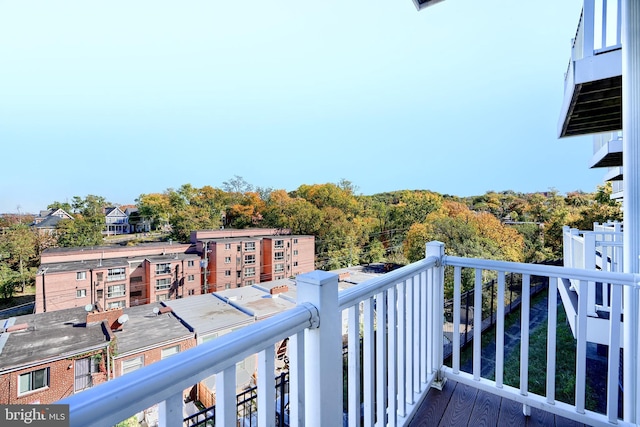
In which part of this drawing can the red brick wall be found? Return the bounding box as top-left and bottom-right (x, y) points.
(114, 338), (196, 377)
(0, 351), (107, 405)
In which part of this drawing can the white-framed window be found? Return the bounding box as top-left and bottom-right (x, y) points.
(107, 300), (125, 309)
(156, 293), (169, 302)
(156, 263), (171, 275)
(224, 257), (231, 264)
(274, 240), (284, 249)
(275, 263), (284, 273)
(225, 283), (231, 290)
(76, 289), (87, 298)
(245, 279), (255, 286)
(161, 345), (180, 359)
(107, 267), (126, 282)
(19, 368), (49, 395)
(122, 356), (144, 375)
(225, 270), (231, 277)
(107, 284), (126, 298)
(225, 243), (231, 250)
(187, 260), (195, 267)
(293, 250), (298, 256)
(244, 241), (255, 251)
(155, 278), (171, 290)
(275, 275), (284, 280)
(245, 267), (255, 278)
(188, 274), (194, 282)
(293, 238), (298, 244)
(244, 254), (255, 264)
(188, 289), (195, 296)
(76, 271), (87, 280)
(274, 251), (284, 261)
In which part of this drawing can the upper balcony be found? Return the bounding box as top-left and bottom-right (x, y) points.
(59, 241), (640, 427)
(558, 0), (622, 138)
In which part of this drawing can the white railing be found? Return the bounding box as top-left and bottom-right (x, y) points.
(442, 254), (640, 426)
(565, 0), (622, 86)
(58, 241), (640, 426)
(562, 224), (623, 315)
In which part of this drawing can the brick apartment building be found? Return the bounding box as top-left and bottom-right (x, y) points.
(35, 228), (315, 313)
(192, 229), (314, 292)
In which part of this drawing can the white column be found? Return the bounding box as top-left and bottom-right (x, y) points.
(622, 0), (640, 422)
(296, 271), (342, 427)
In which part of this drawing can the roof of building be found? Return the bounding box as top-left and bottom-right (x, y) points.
(214, 285), (297, 320)
(111, 303), (193, 358)
(0, 307), (109, 372)
(38, 252), (200, 275)
(162, 294), (254, 338)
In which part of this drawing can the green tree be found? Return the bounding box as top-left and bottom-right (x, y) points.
(0, 262), (19, 299)
(0, 224), (37, 291)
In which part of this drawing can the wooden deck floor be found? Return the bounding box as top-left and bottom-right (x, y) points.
(407, 381), (587, 427)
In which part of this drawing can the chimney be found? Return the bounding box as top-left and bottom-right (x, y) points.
(270, 285), (289, 295)
(86, 307), (125, 331)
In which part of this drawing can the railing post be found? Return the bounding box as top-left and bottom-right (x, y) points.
(426, 241), (446, 388)
(296, 271), (342, 427)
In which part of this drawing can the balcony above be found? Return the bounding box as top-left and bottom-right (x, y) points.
(558, 0), (622, 138)
(590, 134), (622, 168)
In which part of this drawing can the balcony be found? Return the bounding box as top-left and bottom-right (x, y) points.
(590, 132), (623, 169)
(558, 0), (622, 138)
(58, 240), (640, 427)
(561, 223), (623, 345)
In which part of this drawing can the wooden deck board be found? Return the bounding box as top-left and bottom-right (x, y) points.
(407, 382), (588, 427)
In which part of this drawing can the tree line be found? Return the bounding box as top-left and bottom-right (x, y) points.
(0, 176), (622, 300)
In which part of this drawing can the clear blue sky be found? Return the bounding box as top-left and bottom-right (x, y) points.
(0, 0), (602, 214)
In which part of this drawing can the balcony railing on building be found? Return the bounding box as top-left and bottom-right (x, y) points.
(60, 241), (640, 427)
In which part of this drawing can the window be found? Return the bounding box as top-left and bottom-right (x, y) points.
(293, 250), (298, 256)
(188, 289), (195, 296)
(76, 289), (87, 298)
(225, 243), (231, 250)
(156, 263), (172, 274)
(187, 260), (195, 267)
(19, 368), (49, 395)
(245, 267), (255, 277)
(274, 251), (284, 261)
(293, 238), (298, 244)
(274, 240), (284, 249)
(275, 264), (284, 273)
(107, 284), (126, 298)
(130, 290), (142, 297)
(107, 300), (125, 309)
(244, 241), (255, 251)
(161, 345), (180, 359)
(225, 283), (231, 290)
(245, 280), (254, 286)
(156, 294), (169, 302)
(225, 270), (231, 277)
(294, 261), (298, 267)
(275, 275), (284, 280)
(188, 274), (194, 282)
(224, 256), (231, 264)
(76, 271), (86, 280)
(156, 278), (171, 290)
(74, 357), (97, 392)
(130, 276), (143, 283)
(107, 267), (126, 281)
(244, 254), (255, 264)
(122, 356), (144, 375)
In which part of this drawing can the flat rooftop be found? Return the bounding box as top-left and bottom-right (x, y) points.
(0, 307), (108, 371)
(163, 294), (254, 338)
(111, 303), (194, 357)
